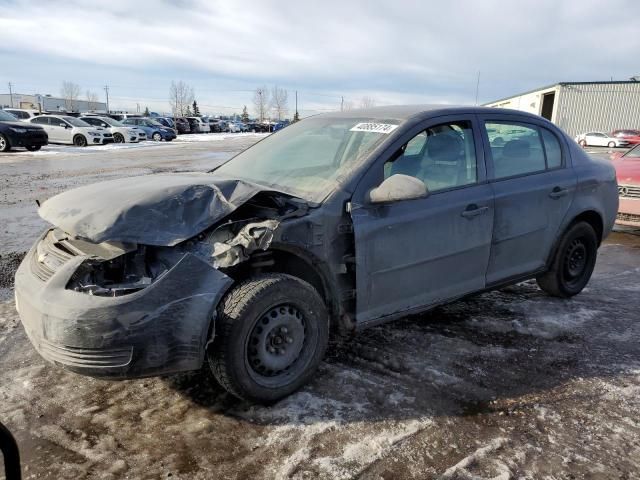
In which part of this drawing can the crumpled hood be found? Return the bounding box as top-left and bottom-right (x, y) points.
(39, 173), (266, 246)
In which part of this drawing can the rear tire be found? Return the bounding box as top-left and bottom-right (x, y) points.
(607, 141), (616, 148)
(208, 274), (329, 403)
(73, 135), (87, 147)
(26, 145), (41, 151)
(536, 221), (598, 298)
(578, 139), (587, 147)
(0, 134), (10, 152)
(152, 132), (162, 141)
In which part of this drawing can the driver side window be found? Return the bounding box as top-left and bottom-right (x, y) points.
(384, 121), (477, 193)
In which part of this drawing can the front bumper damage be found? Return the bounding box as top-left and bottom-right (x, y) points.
(15, 231), (233, 378)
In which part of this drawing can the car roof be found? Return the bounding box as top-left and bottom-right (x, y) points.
(315, 104), (548, 123)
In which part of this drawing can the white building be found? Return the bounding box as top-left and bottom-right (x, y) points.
(0, 93), (106, 113)
(485, 80), (640, 137)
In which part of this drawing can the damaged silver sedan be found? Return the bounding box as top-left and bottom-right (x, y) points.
(15, 106), (619, 403)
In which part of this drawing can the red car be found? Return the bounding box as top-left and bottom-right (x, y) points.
(611, 129), (640, 145)
(611, 143), (640, 227)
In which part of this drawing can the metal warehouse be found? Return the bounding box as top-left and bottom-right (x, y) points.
(0, 93), (106, 113)
(485, 80), (640, 137)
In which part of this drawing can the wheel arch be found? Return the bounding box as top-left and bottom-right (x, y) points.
(223, 245), (341, 327)
(546, 208), (604, 269)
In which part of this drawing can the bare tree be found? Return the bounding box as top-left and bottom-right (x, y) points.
(270, 86), (288, 121)
(360, 96), (376, 109)
(60, 81), (80, 112)
(169, 80), (195, 117)
(342, 100), (355, 111)
(86, 90), (99, 111)
(253, 86), (270, 122)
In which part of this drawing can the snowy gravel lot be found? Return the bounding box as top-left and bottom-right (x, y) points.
(1, 137), (639, 479)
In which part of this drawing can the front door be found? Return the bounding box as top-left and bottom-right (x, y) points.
(351, 116), (494, 323)
(479, 117), (576, 284)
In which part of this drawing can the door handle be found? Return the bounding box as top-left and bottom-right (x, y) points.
(549, 186), (569, 199)
(461, 204), (489, 218)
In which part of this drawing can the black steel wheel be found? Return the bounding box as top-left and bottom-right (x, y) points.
(0, 134), (10, 152)
(113, 133), (125, 143)
(209, 274), (329, 403)
(537, 221), (598, 297)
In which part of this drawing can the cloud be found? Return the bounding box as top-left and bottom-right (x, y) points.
(1, 0), (639, 115)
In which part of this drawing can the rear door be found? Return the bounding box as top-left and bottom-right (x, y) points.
(478, 115), (576, 284)
(351, 115), (494, 322)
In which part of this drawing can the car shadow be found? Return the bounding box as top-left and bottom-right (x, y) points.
(166, 237), (640, 428)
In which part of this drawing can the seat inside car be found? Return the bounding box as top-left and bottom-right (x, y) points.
(494, 139), (544, 178)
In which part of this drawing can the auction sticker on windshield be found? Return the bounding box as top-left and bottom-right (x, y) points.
(350, 123), (399, 134)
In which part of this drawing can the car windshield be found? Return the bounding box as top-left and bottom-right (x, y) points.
(0, 110), (18, 121)
(64, 117), (91, 127)
(100, 117), (124, 127)
(215, 116), (400, 202)
(146, 120), (162, 127)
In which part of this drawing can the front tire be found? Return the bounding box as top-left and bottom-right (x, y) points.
(26, 145), (41, 151)
(113, 133), (125, 143)
(536, 221), (598, 297)
(0, 134), (10, 152)
(73, 135), (87, 147)
(578, 139), (587, 147)
(607, 141), (616, 148)
(209, 274), (329, 403)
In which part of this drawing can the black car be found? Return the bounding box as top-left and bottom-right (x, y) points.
(172, 117), (191, 134)
(14, 106), (618, 404)
(0, 109), (48, 152)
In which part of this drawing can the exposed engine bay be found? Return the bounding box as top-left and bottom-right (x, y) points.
(64, 192), (309, 297)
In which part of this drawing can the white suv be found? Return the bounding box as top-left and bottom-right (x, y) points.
(30, 115), (113, 146)
(80, 116), (141, 143)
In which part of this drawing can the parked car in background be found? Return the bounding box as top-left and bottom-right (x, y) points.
(109, 113), (142, 122)
(122, 118), (176, 141)
(30, 115), (112, 146)
(246, 122), (269, 133)
(4, 108), (43, 122)
(15, 106), (618, 403)
(186, 116), (209, 133)
(0, 109), (48, 152)
(611, 129), (640, 145)
(172, 117), (191, 134)
(80, 116), (141, 143)
(610, 143), (640, 227)
(225, 121), (241, 133)
(575, 132), (629, 148)
(205, 118), (223, 133)
(154, 117), (176, 131)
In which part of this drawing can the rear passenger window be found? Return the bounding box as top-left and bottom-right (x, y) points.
(485, 122), (562, 179)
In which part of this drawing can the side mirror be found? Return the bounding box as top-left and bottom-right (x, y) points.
(369, 174), (428, 204)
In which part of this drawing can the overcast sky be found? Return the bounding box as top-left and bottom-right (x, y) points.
(1, 0), (639, 116)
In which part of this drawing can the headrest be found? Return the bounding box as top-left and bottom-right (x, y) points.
(426, 133), (463, 163)
(503, 139), (530, 159)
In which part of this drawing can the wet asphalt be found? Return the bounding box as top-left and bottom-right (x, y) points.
(0, 138), (639, 479)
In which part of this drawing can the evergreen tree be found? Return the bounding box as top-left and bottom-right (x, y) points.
(143, 106), (150, 117)
(192, 100), (200, 116)
(241, 105), (249, 123)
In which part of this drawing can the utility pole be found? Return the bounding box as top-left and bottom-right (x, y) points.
(8, 82), (14, 108)
(341, 95), (344, 112)
(258, 89), (263, 122)
(475, 71), (481, 106)
(104, 85), (110, 113)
